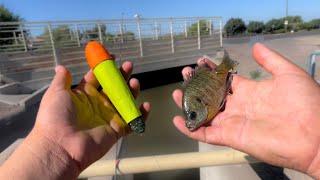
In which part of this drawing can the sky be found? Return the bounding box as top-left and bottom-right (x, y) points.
(0, 0), (319, 23)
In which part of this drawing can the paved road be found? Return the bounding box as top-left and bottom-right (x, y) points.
(224, 30), (320, 45)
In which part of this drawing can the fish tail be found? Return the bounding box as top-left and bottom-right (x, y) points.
(216, 50), (238, 73)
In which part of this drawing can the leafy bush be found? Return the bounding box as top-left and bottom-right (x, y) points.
(224, 18), (247, 36)
(0, 5), (20, 22)
(265, 19), (285, 33)
(265, 16), (304, 33)
(0, 5), (22, 45)
(247, 21), (265, 34)
(286, 16), (304, 31)
(41, 25), (71, 46)
(305, 19), (320, 30)
(187, 19), (211, 37)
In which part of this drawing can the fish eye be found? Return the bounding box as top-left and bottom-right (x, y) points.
(196, 98), (202, 103)
(188, 111), (197, 120)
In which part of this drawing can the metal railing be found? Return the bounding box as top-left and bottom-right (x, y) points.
(0, 17), (223, 88)
(307, 51), (320, 79)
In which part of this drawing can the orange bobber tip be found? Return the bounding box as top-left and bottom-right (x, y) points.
(85, 41), (113, 69)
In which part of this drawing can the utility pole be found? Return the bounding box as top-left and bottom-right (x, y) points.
(284, 0), (289, 32)
(286, 0), (288, 18)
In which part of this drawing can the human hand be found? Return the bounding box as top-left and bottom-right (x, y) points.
(172, 43), (320, 178)
(30, 61), (150, 177)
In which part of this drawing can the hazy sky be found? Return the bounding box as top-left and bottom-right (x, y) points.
(1, 0), (319, 22)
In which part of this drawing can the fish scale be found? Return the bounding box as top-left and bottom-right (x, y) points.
(182, 50), (238, 131)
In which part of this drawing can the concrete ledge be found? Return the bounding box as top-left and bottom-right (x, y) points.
(0, 74), (15, 85)
(0, 84), (48, 108)
(0, 82), (33, 94)
(19, 84), (49, 107)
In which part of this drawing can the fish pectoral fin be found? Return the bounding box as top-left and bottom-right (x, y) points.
(219, 98), (227, 111)
(226, 72), (235, 94)
(219, 72), (234, 111)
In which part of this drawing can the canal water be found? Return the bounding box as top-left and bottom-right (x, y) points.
(119, 82), (199, 180)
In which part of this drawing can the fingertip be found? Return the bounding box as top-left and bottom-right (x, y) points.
(173, 116), (186, 129)
(182, 67), (193, 80)
(172, 89), (183, 108)
(129, 78), (139, 87)
(51, 65), (72, 90)
(140, 102), (151, 121)
(197, 57), (217, 70)
(143, 102), (151, 112)
(252, 43), (268, 62)
(121, 61), (133, 81)
(122, 61), (133, 70)
(81, 69), (99, 88)
(129, 78), (140, 98)
(172, 89), (183, 98)
(55, 65), (68, 74)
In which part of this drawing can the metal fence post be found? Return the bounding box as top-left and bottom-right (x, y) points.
(170, 19), (174, 53)
(219, 19), (223, 47)
(69, 28), (74, 41)
(47, 23), (59, 66)
(184, 20), (188, 38)
(209, 20), (212, 36)
(13, 31), (18, 44)
(119, 23), (124, 43)
(97, 23), (103, 44)
(197, 19), (201, 49)
(74, 24), (81, 47)
(19, 24), (28, 52)
(136, 16), (143, 57)
(154, 21), (159, 40)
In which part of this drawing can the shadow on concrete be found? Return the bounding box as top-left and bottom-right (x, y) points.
(0, 102), (38, 153)
(134, 169), (199, 180)
(250, 163), (289, 180)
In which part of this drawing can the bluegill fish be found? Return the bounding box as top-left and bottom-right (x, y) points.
(182, 50), (238, 131)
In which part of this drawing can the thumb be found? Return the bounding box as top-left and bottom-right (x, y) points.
(252, 43), (304, 76)
(49, 65), (72, 91)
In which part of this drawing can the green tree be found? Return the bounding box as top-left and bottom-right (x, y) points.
(286, 16), (304, 31)
(224, 18), (247, 36)
(303, 19), (320, 30)
(265, 18), (285, 33)
(247, 21), (265, 34)
(41, 25), (72, 47)
(0, 5), (22, 45)
(187, 19), (211, 37)
(85, 24), (106, 39)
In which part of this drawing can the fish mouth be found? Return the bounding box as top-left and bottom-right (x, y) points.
(185, 121), (198, 131)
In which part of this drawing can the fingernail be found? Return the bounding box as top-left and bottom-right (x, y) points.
(55, 66), (61, 73)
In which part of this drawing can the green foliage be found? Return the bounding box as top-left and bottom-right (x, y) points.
(303, 19), (320, 30)
(115, 31), (135, 41)
(187, 19), (211, 37)
(105, 33), (114, 42)
(265, 16), (304, 33)
(250, 70), (262, 80)
(247, 21), (265, 34)
(0, 5), (22, 45)
(0, 5), (20, 22)
(84, 24), (107, 39)
(286, 16), (303, 24)
(41, 25), (72, 46)
(265, 18), (285, 33)
(286, 16), (304, 31)
(224, 18), (247, 36)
